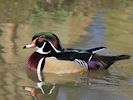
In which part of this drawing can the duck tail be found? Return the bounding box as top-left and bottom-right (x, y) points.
(114, 55), (131, 61)
(91, 54), (131, 69)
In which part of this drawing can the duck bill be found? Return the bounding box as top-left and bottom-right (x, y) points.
(23, 43), (35, 49)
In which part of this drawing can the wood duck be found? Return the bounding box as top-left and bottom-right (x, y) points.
(23, 32), (131, 74)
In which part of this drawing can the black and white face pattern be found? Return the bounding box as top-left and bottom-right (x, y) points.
(36, 40), (51, 54)
(35, 37), (61, 54)
(24, 32), (62, 54)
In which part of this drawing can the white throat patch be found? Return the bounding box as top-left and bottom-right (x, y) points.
(36, 41), (61, 54)
(36, 42), (51, 54)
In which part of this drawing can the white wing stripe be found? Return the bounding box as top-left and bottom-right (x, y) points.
(74, 59), (88, 69)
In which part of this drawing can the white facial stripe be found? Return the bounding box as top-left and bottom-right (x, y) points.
(36, 42), (51, 54)
(36, 40), (61, 54)
(48, 41), (61, 53)
(36, 49), (51, 54)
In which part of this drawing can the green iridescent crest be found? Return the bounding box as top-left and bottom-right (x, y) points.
(32, 32), (55, 41)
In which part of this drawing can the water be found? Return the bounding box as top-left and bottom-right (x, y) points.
(0, 1), (133, 100)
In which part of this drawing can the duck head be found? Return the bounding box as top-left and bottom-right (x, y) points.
(23, 82), (56, 99)
(23, 32), (62, 54)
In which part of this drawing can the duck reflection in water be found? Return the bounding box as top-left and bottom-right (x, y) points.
(23, 67), (114, 100)
(23, 68), (58, 100)
(23, 82), (56, 100)
(23, 67), (86, 100)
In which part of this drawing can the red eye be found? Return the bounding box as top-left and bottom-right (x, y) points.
(38, 37), (44, 42)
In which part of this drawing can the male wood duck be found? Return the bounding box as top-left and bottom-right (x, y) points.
(23, 32), (131, 74)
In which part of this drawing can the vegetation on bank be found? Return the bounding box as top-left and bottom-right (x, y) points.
(0, 0), (132, 23)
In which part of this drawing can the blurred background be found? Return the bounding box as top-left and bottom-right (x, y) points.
(0, 0), (133, 100)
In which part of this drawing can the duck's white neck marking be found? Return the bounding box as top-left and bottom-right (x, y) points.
(48, 41), (61, 53)
(36, 42), (51, 54)
(37, 57), (44, 81)
(37, 82), (55, 95)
